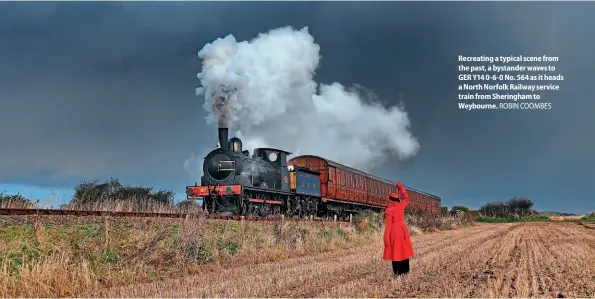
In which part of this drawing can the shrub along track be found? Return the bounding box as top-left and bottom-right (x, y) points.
(90, 222), (595, 298)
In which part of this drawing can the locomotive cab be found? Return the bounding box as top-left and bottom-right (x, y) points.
(252, 148), (292, 191)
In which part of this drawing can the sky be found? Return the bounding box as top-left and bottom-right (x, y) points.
(0, 2), (594, 214)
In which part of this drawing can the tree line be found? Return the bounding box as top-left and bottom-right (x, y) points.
(440, 197), (535, 218)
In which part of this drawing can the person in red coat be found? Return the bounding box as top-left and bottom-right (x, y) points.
(383, 181), (414, 276)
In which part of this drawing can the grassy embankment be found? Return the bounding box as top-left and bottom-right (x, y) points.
(0, 211), (471, 297)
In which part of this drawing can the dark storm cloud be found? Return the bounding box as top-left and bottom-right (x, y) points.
(1, 2), (594, 213)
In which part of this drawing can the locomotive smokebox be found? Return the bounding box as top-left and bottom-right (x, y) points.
(218, 127), (229, 150)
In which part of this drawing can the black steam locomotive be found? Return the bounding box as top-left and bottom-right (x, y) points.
(187, 127), (320, 217)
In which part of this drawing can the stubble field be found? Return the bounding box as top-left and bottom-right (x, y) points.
(93, 222), (595, 298)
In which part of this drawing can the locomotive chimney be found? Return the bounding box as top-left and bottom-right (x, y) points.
(218, 127), (228, 150)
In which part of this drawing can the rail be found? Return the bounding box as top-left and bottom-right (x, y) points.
(0, 208), (350, 223)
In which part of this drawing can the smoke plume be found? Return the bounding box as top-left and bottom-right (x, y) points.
(195, 26), (419, 171)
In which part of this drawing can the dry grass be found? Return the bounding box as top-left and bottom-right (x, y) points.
(63, 199), (207, 215)
(549, 215), (584, 221)
(0, 211), (469, 298)
(93, 222), (595, 298)
(406, 212), (474, 232)
(0, 213), (389, 297)
(0, 199), (38, 209)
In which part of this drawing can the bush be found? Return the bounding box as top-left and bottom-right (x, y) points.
(479, 196), (534, 218)
(70, 178), (174, 206)
(440, 207), (449, 216)
(451, 205), (469, 212)
(479, 201), (509, 218)
(582, 212), (595, 222)
(0, 193), (38, 208)
(506, 197), (534, 217)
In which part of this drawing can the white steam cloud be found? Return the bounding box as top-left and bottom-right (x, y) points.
(193, 26), (419, 172)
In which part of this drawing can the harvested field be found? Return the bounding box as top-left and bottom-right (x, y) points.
(94, 222), (595, 298)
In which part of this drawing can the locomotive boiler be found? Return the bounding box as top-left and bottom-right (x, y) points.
(202, 128), (287, 190)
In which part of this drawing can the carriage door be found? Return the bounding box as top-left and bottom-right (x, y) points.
(328, 166), (336, 199)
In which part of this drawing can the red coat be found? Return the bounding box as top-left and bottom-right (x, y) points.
(383, 182), (414, 261)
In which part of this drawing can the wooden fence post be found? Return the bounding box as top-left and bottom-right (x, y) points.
(334, 215), (337, 222)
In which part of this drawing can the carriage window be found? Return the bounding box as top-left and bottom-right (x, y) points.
(347, 174), (350, 188)
(344, 174), (348, 187)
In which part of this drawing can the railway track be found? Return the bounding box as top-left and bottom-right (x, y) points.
(0, 208), (350, 223)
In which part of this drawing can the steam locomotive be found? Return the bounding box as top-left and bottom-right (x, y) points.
(186, 127), (441, 218)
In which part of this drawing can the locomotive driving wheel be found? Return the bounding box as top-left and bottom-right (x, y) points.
(259, 203), (271, 217)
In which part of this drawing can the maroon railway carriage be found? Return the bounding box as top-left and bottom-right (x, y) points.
(287, 155), (441, 215)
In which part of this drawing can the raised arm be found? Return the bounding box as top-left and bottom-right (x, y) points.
(396, 181), (410, 207)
